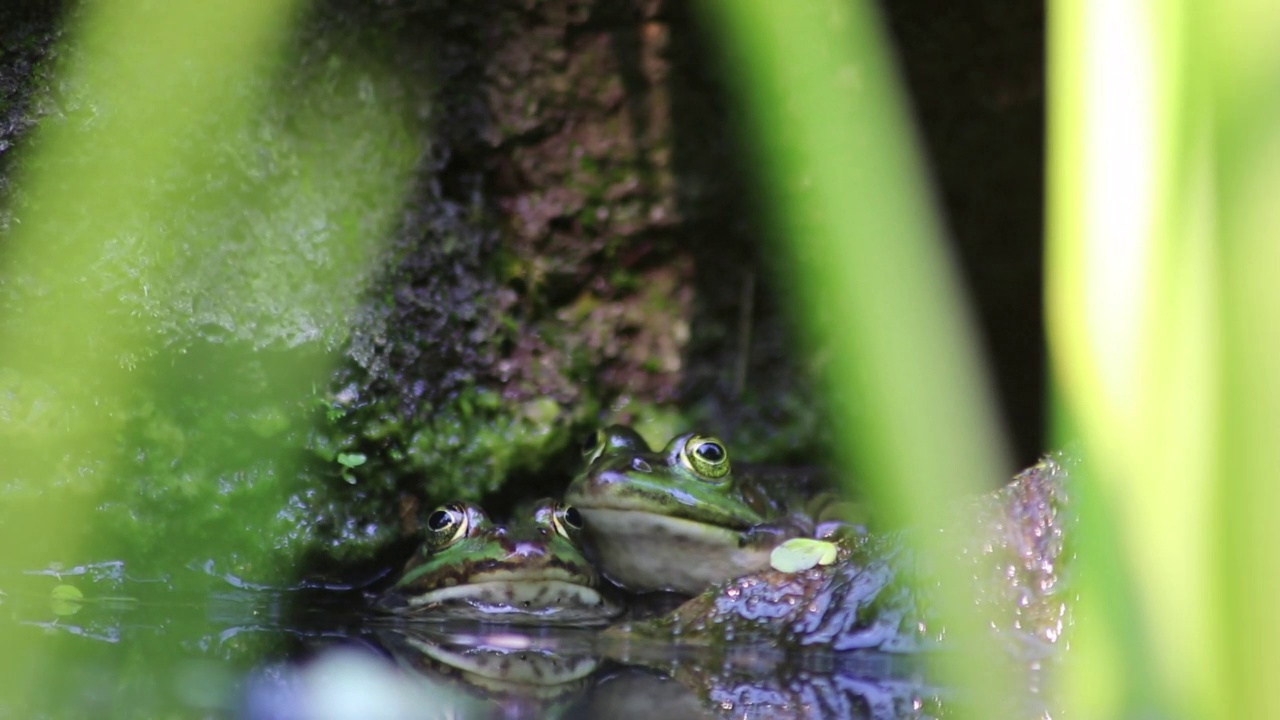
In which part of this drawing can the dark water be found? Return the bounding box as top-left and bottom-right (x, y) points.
(1, 561), (942, 720)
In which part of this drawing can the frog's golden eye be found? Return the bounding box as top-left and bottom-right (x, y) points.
(425, 503), (470, 550)
(681, 434), (731, 480)
(551, 503), (585, 541)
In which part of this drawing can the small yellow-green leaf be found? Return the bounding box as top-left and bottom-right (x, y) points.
(50, 584), (84, 616)
(770, 538), (838, 573)
(51, 585), (83, 601)
(336, 452), (366, 468)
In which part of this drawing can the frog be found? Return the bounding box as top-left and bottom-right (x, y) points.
(564, 427), (825, 596)
(377, 499), (622, 625)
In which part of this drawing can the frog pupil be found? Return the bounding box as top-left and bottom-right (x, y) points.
(427, 509), (452, 531)
(563, 506), (582, 529)
(695, 442), (725, 463)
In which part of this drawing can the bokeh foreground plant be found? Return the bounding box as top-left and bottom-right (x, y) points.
(0, 0), (417, 712)
(1049, 0), (1280, 717)
(704, 0), (1017, 713)
(710, 0), (1280, 716)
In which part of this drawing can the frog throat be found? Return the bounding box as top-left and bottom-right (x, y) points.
(576, 507), (776, 595)
(402, 576), (609, 616)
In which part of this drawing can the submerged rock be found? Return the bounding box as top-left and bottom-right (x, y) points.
(606, 532), (923, 652)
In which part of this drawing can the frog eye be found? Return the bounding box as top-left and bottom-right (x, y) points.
(424, 503), (470, 550)
(681, 435), (731, 480)
(562, 505), (583, 529)
(551, 504), (585, 540)
(581, 425), (652, 466)
(580, 429), (607, 464)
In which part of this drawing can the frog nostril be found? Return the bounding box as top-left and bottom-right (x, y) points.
(631, 458), (652, 473)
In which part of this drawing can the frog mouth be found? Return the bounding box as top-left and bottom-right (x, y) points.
(575, 507), (744, 540)
(570, 499), (756, 533)
(389, 569), (616, 623)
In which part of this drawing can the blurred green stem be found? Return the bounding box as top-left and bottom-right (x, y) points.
(1049, 0), (1280, 716)
(703, 0), (1013, 712)
(1211, 1), (1280, 716)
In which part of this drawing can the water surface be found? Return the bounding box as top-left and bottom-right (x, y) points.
(3, 561), (942, 719)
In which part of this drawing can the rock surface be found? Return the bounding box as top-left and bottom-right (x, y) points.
(0, 0), (1046, 576)
(0, 0), (821, 575)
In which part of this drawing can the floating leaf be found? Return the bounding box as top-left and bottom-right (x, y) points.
(50, 584), (84, 616)
(769, 538), (838, 573)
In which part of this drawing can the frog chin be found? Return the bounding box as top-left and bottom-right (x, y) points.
(577, 508), (774, 596)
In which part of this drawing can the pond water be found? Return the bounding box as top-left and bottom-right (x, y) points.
(1, 457), (1072, 719)
(3, 561), (943, 719)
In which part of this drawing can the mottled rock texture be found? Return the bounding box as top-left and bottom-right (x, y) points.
(0, 0), (1043, 576)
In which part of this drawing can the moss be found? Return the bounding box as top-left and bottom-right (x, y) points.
(289, 380), (607, 565)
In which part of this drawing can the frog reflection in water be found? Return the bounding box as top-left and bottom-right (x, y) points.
(379, 499), (622, 625)
(565, 426), (825, 596)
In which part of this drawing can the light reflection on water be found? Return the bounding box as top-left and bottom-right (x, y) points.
(246, 622), (939, 720)
(1, 562), (940, 720)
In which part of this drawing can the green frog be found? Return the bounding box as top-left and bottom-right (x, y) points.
(565, 427), (822, 595)
(378, 499), (622, 625)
